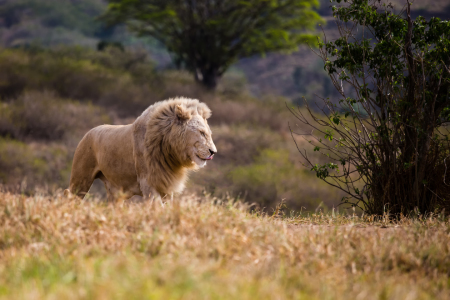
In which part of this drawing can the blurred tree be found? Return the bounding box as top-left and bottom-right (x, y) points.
(102, 0), (322, 89)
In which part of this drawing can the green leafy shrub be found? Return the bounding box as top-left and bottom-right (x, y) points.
(291, 0), (450, 215)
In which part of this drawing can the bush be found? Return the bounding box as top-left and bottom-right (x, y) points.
(230, 149), (343, 210)
(290, 0), (450, 215)
(0, 91), (110, 141)
(0, 47), (161, 116)
(0, 138), (45, 189)
(0, 138), (72, 192)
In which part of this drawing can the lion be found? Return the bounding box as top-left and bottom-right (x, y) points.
(64, 97), (217, 204)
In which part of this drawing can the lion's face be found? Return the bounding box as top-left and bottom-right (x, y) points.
(185, 114), (217, 168)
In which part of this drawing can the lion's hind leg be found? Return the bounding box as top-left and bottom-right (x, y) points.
(67, 133), (99, 199)
(68, 172), (97, 199)
(67, 162), (98, 199)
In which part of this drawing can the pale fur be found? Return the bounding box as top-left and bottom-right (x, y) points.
(64, 97), (217, 202)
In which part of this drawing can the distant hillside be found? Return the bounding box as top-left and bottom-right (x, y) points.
(0, 0), (107, 46)
(0, 0), (170, 64)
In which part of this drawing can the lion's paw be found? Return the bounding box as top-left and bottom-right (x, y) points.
(63, 189), (72, 197)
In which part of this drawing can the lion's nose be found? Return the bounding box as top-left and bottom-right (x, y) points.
(209, 149), (216, 156)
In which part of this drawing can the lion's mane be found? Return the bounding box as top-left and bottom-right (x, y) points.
(134, 98), (212, 195)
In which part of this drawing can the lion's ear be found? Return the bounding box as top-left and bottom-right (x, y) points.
(176, 104), (191, 121)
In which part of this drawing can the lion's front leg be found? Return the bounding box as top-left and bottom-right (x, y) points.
(139, 179), (164, 207)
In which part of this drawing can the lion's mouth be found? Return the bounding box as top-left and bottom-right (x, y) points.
(197, 154), (214, 161)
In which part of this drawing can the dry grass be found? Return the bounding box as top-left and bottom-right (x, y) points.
(0, 191), (448, 299)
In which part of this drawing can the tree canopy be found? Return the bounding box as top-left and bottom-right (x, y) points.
(102, 0), (322, 89)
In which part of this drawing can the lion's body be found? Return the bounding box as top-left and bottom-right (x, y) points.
(69, 124), (141, 200)
(65, 98), (216, 202)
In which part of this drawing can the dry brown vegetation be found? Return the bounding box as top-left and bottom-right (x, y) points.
(0, 191), (448, 299)
(0, 91), (110, 141)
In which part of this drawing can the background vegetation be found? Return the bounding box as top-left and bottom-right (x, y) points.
(0, 45), (343, 210)
(0, 0), (449, 212)
(291, 0), (450, 215)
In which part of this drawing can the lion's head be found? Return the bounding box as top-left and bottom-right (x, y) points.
(143, 98), (217, 185)
(174, 102), (217, 168)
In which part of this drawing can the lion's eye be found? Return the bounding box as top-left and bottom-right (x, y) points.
(200, 132), (206, 138)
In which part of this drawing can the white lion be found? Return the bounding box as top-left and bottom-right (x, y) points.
(64, 97), (217, 204)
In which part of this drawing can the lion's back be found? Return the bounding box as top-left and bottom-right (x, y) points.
(88, 124), (134, 165)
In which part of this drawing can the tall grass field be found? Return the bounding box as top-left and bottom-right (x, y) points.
(0, 191), (448, 299)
